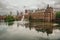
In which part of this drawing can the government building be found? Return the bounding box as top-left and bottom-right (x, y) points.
(24, 5), (56, 22)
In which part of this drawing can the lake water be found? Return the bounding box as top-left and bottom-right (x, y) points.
(0, 21), (60, 40)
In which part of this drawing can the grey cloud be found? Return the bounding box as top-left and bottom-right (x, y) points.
(0, 0), (60, 15)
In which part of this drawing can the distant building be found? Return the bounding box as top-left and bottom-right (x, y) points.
(0, 15), (6, 20)
(24, 9), (33, 19)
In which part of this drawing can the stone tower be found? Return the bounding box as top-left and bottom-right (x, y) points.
(44, 5), (54, 22)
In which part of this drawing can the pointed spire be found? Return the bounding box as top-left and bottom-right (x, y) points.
(10, 11), (12, 16)
(47, 4), (49, 8)
(17, 10), (19, 16)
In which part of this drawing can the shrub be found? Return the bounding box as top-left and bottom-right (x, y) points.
(56, 11), (60, 18)
(5, 15), (15, 22)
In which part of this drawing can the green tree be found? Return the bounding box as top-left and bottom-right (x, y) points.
(56, 11), (60, 18)
(5, 15), (15, 22)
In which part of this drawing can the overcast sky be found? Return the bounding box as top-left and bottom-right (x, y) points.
(0, 0), (60, 15)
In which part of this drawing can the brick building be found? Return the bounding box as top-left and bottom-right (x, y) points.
(24, 5), (55, 22)
(0, 16), (6, 20)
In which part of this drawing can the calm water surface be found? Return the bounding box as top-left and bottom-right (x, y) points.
(0, 21), (60, 40)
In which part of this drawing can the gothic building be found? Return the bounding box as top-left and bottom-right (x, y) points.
(44, 5), (55, 22)
(24, 5), (55, 22)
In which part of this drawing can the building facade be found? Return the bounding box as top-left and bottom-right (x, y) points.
(24, 5), (56, 22)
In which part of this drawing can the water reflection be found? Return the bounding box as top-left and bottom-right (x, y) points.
(0, 21), (60, 40)
(7, 22), (14, 26)
(25, 22), (54, 35)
